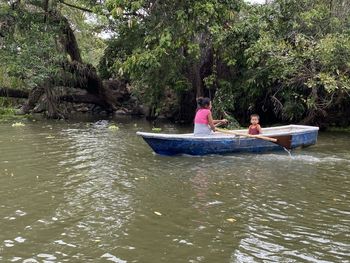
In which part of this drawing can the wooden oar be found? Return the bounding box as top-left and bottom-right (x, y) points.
(216, 128), (292, 149)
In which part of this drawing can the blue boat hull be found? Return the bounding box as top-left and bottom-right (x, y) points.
(138, 129), (318, 156)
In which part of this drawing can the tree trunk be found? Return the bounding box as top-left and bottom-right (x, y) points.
(19, 86), (45, 114)
(56, 14), (82, 63)
(0, 88), (29, 98)
(192, 63), (203, 98)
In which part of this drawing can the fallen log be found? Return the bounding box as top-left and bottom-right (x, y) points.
(0, 87), (106, 106)
(59, 93), (106, 106)
(0, 87), (29, 98)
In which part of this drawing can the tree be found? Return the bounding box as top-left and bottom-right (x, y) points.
(100, 0), (243, 120)
(218, 0), (350, 125)
(1, 0), (350, 127)
(0, 0), (124, 117)
(101, 0), (350, 126)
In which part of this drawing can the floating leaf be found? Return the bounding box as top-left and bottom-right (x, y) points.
(108, 125), (119, 130)
(12, 122), (25, 127)
(226, 218), (236, 223)
(152, 127), (162, 132)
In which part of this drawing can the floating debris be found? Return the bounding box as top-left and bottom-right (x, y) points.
(154, 211), (162, 216)
(108, 125), (119, 130)
(12, 122), (25, 127)
(152, 127), (162, 132)
(226, 218), (236, 223)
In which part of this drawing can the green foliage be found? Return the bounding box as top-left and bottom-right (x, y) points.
(0, 107), (16, 116)
(211, 0), (350, 124)
(0, 0), (107, 90)
(100, 0), (243, 115)
(1, 0), (350, 126)
(96, 0), (350, 125)
(60, 5), (107, 67)
(0, 97), (14, 113)
(0, 97), (18, 118)
(0, 2), (63, 89)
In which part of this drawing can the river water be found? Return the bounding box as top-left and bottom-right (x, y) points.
(0, 116), (349, 263)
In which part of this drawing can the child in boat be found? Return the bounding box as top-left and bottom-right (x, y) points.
(248, 114), (262, 135)
(194, 97), (227, 136)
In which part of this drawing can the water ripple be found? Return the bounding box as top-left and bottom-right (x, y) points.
(0, 121), (349, 262)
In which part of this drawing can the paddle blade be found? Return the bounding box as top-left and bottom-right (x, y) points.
(271, 135), (292, 149)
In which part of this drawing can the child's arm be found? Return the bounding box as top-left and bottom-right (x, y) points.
(257, 124), (262, 134)
(247, 125), (252, 134)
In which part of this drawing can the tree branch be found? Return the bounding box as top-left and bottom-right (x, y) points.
(59, 0), (93, 13)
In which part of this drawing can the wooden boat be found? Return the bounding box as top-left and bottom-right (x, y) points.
(137, 125), (319, 156)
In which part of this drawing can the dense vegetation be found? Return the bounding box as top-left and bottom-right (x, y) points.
(1, 0), (350, 127)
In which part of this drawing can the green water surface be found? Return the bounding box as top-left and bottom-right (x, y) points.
(0, 117), (349, 262)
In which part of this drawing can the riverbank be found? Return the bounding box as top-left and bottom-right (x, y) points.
(326, 126), (350, 132)
(3, 105), (350, 133)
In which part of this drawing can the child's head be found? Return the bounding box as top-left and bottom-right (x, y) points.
(197, 97), (212, 109)
(250, 114), (260, 125)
